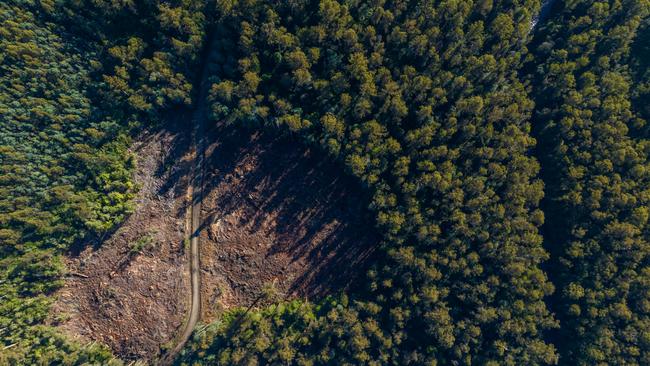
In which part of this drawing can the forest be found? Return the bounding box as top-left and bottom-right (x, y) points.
(1, 0), (648, 365)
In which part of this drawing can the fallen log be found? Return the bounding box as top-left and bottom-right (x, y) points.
(67, 272), (89, 279)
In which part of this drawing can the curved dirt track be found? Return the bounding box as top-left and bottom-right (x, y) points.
(161, 34), (214, 365)
(163, 96), (205, 363)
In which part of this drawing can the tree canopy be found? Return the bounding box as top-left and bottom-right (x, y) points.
(2, 0), (649, 365)
(186, 0), (557, 363)
(529, 0), (650, 364)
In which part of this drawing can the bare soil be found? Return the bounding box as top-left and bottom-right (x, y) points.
(50, 121), (193, 361)
(199, 123), (379, 320)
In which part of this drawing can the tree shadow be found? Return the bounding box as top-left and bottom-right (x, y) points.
(200, 121), (379, 300)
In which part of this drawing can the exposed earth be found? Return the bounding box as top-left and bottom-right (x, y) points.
(199, 123), (379, 320)
(51, 119), (379, 361)
(50, 119), (193, 360)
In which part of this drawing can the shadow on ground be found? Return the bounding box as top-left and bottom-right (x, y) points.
(199, 122), (379, 315)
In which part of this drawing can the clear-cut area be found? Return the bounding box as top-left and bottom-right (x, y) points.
(50, 120), (379, 360)
(199, 123), (379, 320)
(50, 122), (193, 361)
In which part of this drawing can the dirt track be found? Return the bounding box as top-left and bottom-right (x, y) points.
(162, 31), (214, 364)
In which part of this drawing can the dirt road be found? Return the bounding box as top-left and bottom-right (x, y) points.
(161, 35), (213, 365)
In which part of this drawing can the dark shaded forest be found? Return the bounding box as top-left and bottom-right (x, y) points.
(1, 0), (648, 365)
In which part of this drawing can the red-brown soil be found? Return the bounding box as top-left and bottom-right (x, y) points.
(199, 123), (379, 320)
(50, 123), (193, 361)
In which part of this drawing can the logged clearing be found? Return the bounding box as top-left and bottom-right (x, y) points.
(199, 123), (378, 319)
(51, 120), (378, 360)
(50, 120), (193, 360)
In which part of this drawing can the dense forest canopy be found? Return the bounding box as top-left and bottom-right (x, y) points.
(530, 1), (650, 364)
(1, 0), (648, 365)
(182, 0), (558, 364)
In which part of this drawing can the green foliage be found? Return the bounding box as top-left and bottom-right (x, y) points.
(51, 0), (207, 117)
(176, 298), (392, 366)
(130, 232), (156, 255)
(0, 326), (121, 366)
(3, 0), (649, 365)
(184, 1), (650, 365)
(631, 19), (650, 137)
(529, 0), (650, 364)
